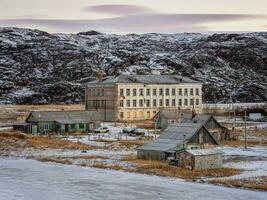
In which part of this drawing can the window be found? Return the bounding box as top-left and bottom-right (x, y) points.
(147, 111), (151, 118)
(196, 98), (199, 106)
(133, 111), (137, 118)
(133, 99), (137, 107)
(133, 89), (137, 96)
(172, 88), (175, 95)
(146, 88), (150, 96)
(179, 88), (182, 95)
(139, 99), (143, 107)
(120, 89), (124, 96)
(190, 98), (194, 106)
(153, 88), (157, 96)
(196, 88), (199, 96)
(184, 99), (188, 106)
(70, 124), (76, 129)
(184, 89), (188, 96)
(172, 99), (175, 106)
(44, 123), (50, 130)
(165, 88), (170, 96)
(101, 100), (105, 107)
(88, 89), (92, 97)
(127, 100), (130, 107)
(153, 99), (157, 107)
(159, 99), (163, 107)
(190, 88), (194, 96)
(126, 112), (130, 119)
(120, 100), (124, 107)
(92, 89), (96, 97)
(139, 111), (143, 118)
(166, 99), (170, 106)
(97, 89), (101, 96)
(101, 89), (104, 96)
(126, 89), (130, 96)
(79, 124), (85, 129)
(146, 100), (150, 107)
(159, 88), (163, 95)
(120, 112), (124, 119)
(139, 88), (143, 96)
(179, 99), (182, 106)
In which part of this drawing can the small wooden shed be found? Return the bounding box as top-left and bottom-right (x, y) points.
(176, 149), (223, 170)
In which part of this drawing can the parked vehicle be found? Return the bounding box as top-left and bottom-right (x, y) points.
(93, 127), (109, 133)
(122, 126), (136, 134)
(132, 128), (146, 136)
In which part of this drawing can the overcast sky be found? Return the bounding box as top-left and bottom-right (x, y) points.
(0, 0), (266, 33)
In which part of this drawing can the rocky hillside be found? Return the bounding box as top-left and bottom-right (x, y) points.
(0, 27), (266, 104)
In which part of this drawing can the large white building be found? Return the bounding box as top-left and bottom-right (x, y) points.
(85, 74), (202, 122)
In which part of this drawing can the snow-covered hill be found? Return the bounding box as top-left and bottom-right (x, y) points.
(0, 27), (266, 104)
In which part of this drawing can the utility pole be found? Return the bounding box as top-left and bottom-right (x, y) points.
(244, 110), (247, 149)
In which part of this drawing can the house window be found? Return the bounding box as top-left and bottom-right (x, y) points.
(179, 99), (182, 106)
(133, 99), (137, 107)
(120, 89), (124, 96)
(196, 98), (199, 106)
(88, 89), (92, 97)
(153, 88), (157, 96)
(172, 88), (175, 96)
(139, 99), (143, 107)
(101, 100), (105, 107)
(126, 89), (130, 96)
(126, 112), (130, 119)
(147, 111), (151, 118)
(120, 100), (124, 107)
(159, 88), (163, 95)
(196, 88), (199, 96)
(146, 100), (150, 107)
(184, 99), (188, 106)
(165, 88), (170, 96)
(190, 88), (194, 96)
(172, 99), (176, 106)
(44, 123), (50, 130)
(139, 88), (143, 96)
(101, 89), (104, 96)
(133, 89), (137, 96)
(179, 88), (182, 95)
(146, 88), (150, 96)
(159, 99), (163, 107)
(133, 111), (137, 118)
(70, 124), (76, 129)
(184, 89), (188, 96)
(92, 89), (96, 97)
(166, 99), (170, 106)
(97, 89), (101, 96)
(139, 111), (143, 118)
(153, 99), (157, 107)
(190, 98), (194, 106)
(120, 112), (124, 119)
(127, 100), (130, 107)
(79, 124), (85, 129)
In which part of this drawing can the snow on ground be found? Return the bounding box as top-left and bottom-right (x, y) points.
(0, 158), (265, 200)
(215, 146), (267, 157)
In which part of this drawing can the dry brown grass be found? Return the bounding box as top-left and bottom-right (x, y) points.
(210, 177), (267, 191)
(37, 156), (72, 165)
(0, 131), (28, 140)
(116, 140), (148, 147)
(90, 161), (126, 171)
(59, 154), (109, 160)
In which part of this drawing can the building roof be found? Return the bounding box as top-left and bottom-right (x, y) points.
(185, 149), (223, 156)
(137, 123), (213, 152)
(26, 110), (103, 123)
(155, 109), (191, 120)
(88, 74), (200, 85)
(180, 113), (212, 124)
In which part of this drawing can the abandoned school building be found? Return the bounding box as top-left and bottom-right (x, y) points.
(15, 111), (102, 134)
(137, 123), (218, 161)
(154, 109), (230, 142)
(85, 74), (202, 122)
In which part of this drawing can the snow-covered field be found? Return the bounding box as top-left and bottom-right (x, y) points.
(0, 158), (266, 200)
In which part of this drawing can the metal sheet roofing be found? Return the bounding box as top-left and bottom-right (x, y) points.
(88, 74), (200, 85)
(185, 149), (223, 156)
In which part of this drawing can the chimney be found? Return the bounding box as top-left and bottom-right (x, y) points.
(97, 69), (104, 81)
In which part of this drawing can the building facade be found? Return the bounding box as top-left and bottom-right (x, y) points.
(85, 74), (202, 122)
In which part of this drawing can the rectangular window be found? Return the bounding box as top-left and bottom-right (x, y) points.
(101, 89), (104, 96)
(172, 99), (175, 106)
(166, 99), (170, 106)
(139, 88), (143, 96)
(159, 99), (163, 106)
(92, 89), (96, 97)
(179, 99), (182, 106)
(190, 98), (194, 106)
(184, 89), (188, 96)
(139, 99), (143, 107)
(70, 124), (76, 129)
(44, 123), (50, 130)
(97, 89), (101, 96)
(146, 88), (150, 96)
(120, 112), (124, 119)
(159, 88), (163, 95)
(120, 100), (124, 107)
(101, 100), (105, 107)
(146, 100), (150, 107)
(147, 111), (151, 118)
(196, 88), (199, 96)
(172, 88), (175, 96)
(139, 111), (143, 118)
(190, 88), (194, 96)
(127, 100), (130, 107)
(184, 99), (188, 106)
(153, 99), (157, 107)
(133, 89), (137, 96)
(126, 89), (130, 96)
(196, 98), (199, 106)
(153, 88), (157, 96)
(126, 112), (130, 119)
(179, 88), (182, 95)
(133, 111), (137, 118)
(120, 89), (124, 96)
(133, 99), (137, 107)
(79, 124), (85, 129)
(165, 88), (170, 96)
(88, 89), (92, 97)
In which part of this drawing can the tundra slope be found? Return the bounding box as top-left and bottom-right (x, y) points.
(0, 27), (266, 104)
